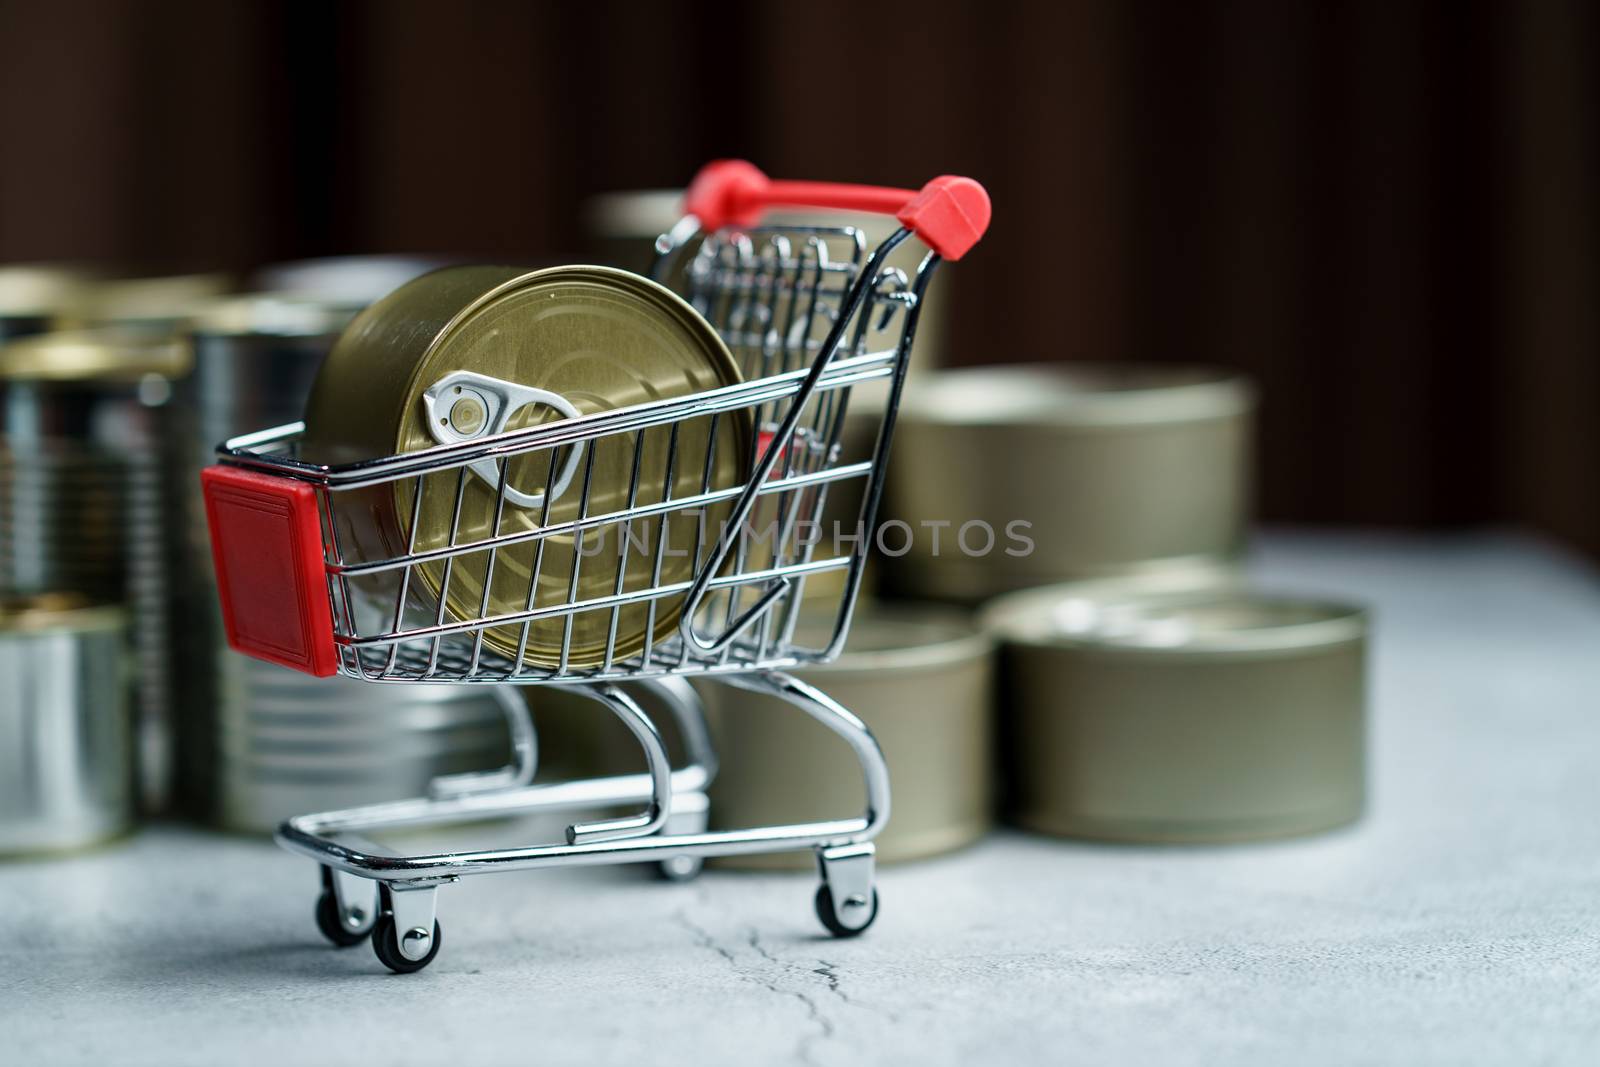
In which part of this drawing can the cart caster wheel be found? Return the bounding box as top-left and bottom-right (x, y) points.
(656, 855), (704, 882)
(315, 891), (372, 948)
(371, 915), (443, 974)
(814, 884), (879, 939)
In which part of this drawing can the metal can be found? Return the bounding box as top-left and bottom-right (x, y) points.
(884, 364), (1255, 603)
(0, 331), (189, 812)
(0, 596), (131, 855)
(0, 265), (97, 343)
(984, 579), (1367, 843)
(210, 659), (511, 833)
(699, 606), (994, 868)
(300, 265), (749, 670)
(168, 295), (356, 820)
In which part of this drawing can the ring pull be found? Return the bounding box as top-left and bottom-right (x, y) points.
(421, 370), (585, 511)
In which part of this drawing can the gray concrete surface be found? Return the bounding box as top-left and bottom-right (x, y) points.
(5, 531), (1600, 1066)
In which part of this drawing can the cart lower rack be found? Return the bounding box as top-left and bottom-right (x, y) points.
(202, 160), (990, 972)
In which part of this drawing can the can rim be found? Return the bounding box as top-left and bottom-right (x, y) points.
(983, 581), (1367, 656)
(901, 363), (1254, 429)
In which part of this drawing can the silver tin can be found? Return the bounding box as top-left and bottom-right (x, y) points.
(0, 597), (131, 855)
(699, 606), (994, 869)
(172, 295), (512, 830)
(884, 364), (1254, 603)
(0, 332), (188, 812)
(212, 660), (510, 833)
(984, 579), (1367, 843)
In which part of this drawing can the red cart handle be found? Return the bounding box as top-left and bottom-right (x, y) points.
(683, 160), (991, 261)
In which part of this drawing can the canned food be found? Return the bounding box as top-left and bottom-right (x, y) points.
(208, 659), (511, 833)
(0, 265), (97, 342)
(0, 596), (131, 855)
(0, 331), (189, 811)
(984, 580), (1367, 843)
(167, 295), (359, 822)
(699, 606), (994, 868)
(301, 265), (750, 669)
(885, 364), (1254, 603)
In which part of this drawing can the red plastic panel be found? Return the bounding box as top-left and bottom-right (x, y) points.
(200, 466), (339, 677)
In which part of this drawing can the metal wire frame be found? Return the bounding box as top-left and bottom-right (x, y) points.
(215, 223), (941, 687)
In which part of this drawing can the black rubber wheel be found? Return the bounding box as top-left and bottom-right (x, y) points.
(814, 884), (879, 939)
(371, 914), (443, 974)
(315, 891), (371, 948)
(655, 855), (704, 883)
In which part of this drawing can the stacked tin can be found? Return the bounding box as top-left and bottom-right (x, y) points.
(0, 330), (188, 812)
(172, 291), (512, 832)
(884, 363), (1368, 843)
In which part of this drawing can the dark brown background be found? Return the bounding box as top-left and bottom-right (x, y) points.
(1, 0), (1595, 555)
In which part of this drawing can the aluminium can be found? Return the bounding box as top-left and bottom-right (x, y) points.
(984, 579), (1367, 843)
(210, 659), (510, 833)
(698, 606), (994, 868)
(0, 331), (189, 812)
(166, 293), (511, 831)
(0, 596), (131, 855)
(299, 265), (750, 670)
(168, 294), (353, 821)
(884, 364), (1255, 603)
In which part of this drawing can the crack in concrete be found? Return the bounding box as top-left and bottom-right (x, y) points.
(671, 908), (836, 1066)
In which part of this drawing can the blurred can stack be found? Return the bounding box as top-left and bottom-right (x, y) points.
(171, 286), (511, 832)
(882, 362), (1368, 842)
(0, 331), (188, 810)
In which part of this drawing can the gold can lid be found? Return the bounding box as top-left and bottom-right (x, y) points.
(188, 292), (357, 338)
(985, 579), (1366, 659)
(303, 264), (749, 669)
(0, 329), (191, 382)
(903, 364), (1255, 429)
(0, 593), (124, 634)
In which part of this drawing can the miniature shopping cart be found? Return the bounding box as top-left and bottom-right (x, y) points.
(201, 160), (990, 972)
